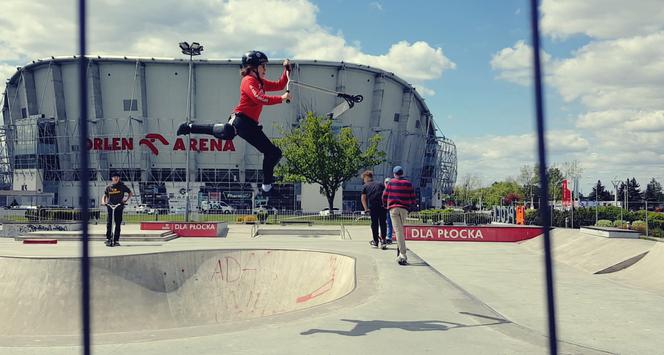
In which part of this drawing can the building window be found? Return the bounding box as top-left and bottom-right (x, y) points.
(197, 169), (240, 183)
(245, 169), (263, 183)
(38, 122), (57, 144)
(415, 120), (420, 129)
(393, 113), (400, 122)
(21, 108), (28, 118)
(123, 99), (138, 111)
(73, 169), (98, 181)
(108, 169), (141, 181)
(14, 154), (37, 169)
(150, 168), (186, 182)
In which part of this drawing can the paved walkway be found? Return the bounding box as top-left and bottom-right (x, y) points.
(0, 225), (661, 354)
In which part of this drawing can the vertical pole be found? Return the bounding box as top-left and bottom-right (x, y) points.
(645, 200), (649, 237)
(625, 179), (629, 213)
(529, 0), (558, 353)
(595, 191), (598, 225)
(185, 54), (193, 222)
(77, 0), (91, 353)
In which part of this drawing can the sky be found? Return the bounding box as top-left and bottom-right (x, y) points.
(0, 0), (663, 194)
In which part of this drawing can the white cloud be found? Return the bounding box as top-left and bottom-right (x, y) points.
(455, 130), (591, 182)
(486, 4), (664, 191)
(541, 0), (664, 39)
(455, 127), (663, 191)
(0, 0), (454, 95)
(369, 2), (383, 12)
(577, 110), (664, 132)
(490, 40), (552, 86)
(0, 63), (17, 84)
(550, 32), (664, 110)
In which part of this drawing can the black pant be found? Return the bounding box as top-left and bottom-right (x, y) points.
(189, 114), (283, 185)
(369, 207), (387, 245)
(106, 205), (124, 242)
(234, 114), (282, 185)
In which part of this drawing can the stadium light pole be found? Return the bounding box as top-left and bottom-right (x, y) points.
(179, 42), (204, 222)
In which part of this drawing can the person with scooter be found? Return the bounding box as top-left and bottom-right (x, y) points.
(177, 50), (291, 195)
(101, 172), (132, 247)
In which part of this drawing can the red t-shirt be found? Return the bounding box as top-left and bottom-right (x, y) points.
(233, 70), (288, 123)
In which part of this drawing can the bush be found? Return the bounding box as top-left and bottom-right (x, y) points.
(613, 219), (628, 229)
(595, 219), (613, 227)
(525, 209), (540, 225)
(631, 220), (646, 234)
(651, 228), (664, 238)
(236, 215), (257, 224)
(419, 209), (455, 224)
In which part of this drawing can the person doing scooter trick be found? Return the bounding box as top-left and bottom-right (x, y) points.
(177, 50), (292, 193)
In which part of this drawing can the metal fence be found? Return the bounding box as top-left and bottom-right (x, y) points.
(0, 207), (494, 226)
(524, 201), (664, 238)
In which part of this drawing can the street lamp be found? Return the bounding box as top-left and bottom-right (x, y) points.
(179, 42), (204, 56)
(179, 41), (204, 222)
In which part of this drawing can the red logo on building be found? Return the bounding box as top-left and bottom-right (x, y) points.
(139, 134), (169, 156)
(87, 134), (236, 156)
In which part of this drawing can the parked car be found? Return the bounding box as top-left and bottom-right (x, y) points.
(200, 201), (235, 214)
(135, 204), (150, 214)
(169, 206), (186, 214)
(319, 207), (341, 217)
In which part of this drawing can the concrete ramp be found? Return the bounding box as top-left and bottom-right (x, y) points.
(14, 229), (177, 242)
(604, 242), (664, 294)
(520, 228), (655, 273)
(0, 249), (355, 337)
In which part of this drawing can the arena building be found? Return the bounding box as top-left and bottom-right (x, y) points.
(1, 56), (456, 212)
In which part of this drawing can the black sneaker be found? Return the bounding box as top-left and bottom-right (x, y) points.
(176, 122), (191, 135)
(113, 241), (121, 247)
(386, 239), (393, 244)
(369, 240), (378, 248)
(105, 240), (113, 247)
(397, 258), (408, 266)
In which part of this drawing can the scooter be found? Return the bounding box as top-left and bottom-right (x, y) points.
(104, 203), (121, 247)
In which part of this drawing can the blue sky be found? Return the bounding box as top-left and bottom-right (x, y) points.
(1, 0), (663, 195)
(315, 0), (586, 137)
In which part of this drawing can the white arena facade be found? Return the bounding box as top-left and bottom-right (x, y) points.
(1, 56), (456, 212)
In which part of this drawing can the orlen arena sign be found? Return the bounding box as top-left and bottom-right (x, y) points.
(404, 225), (543, 243)
(86, 134), (235, 156)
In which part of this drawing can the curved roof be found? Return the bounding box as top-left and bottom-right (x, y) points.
(6, 55), (431, 117)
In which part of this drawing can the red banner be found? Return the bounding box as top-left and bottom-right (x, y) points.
(140, 222), (225, 237)
(562, 179), (572, 208)
(404, 225), (543, 242)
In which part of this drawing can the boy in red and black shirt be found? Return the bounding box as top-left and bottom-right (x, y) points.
(382, 166), (416, 265)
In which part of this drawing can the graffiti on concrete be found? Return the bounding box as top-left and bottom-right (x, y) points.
(0, 223), (80, 237)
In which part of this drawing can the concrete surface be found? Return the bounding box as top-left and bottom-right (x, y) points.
(580, 227), (641, 239)
(521, 228), (656, 273)
(0, 225), (661, 354)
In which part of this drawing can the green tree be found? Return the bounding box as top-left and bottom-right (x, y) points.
(518, 165), (538, 207)
(588, 180), (614, 201)
(617, 178), (643, 210)
(274, 113), (385, 213)
(547, 166), (564, 202)
(483, 180), (524, 206)
(454, 174), (482, 207)
(644, 178), (664, 202)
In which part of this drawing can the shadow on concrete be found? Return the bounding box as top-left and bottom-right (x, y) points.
(300, 312), (510, 336)
(405, 261), (430, 267)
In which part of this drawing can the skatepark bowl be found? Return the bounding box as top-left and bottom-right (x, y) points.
(0, 249), (355, 341)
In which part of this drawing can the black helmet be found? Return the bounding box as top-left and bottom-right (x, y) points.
(242, 50), (269, 67)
